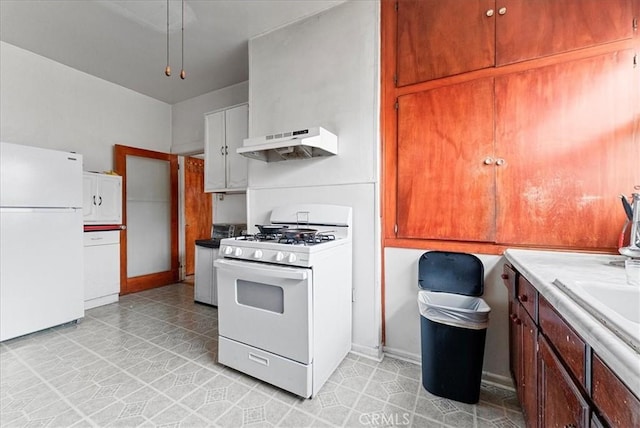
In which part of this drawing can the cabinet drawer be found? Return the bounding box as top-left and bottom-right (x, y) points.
(592, 354), (640, 427)
(218, 336), (311, 398)
(539, 296), (586, 386)
(84, 230), (120, 246)
(517, 276), (537, 322)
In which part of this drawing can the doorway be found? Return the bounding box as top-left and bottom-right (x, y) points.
(184, 157), (212, 276)
(114, 145), (179, 294)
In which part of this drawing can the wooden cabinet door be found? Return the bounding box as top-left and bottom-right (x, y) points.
(496, 0), (633, 65)
(397, 0), (495, 86)
(495, 50), (638, 248)
(520, 308), (538, 428)
(539, 336), (590, 428)
(397, 78), (495, 241)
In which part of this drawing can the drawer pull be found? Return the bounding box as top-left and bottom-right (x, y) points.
(518, 294), (528, 302)
(510, 314), (522, 325)
(248, 353), (269, 367)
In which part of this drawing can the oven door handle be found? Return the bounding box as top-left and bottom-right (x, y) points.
(214, 258), (309, 281)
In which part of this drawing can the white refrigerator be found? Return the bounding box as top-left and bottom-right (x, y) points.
(0, 142), (84, 341)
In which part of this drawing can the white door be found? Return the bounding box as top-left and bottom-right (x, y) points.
(215, 258), (312, 364)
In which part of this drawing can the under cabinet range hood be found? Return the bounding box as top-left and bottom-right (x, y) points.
(237, 127), (337, 162)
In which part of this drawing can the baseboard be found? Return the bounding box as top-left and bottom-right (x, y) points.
(350, 343), (384, 362)
(382, 346), (421, 363)
(383, 346), (514, 390)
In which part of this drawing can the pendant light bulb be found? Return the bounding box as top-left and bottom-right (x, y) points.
(180, 69), (186, 80)
(165, 66), (171, 77)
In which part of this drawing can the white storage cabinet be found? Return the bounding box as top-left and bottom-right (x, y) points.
(83, 172), (122, 224)
(83, 230), (120, 309)
(204, 103), (248, 192)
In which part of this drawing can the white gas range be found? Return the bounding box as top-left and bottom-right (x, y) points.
(214, 204), (353, 398)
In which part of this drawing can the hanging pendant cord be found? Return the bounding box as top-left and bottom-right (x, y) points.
(165, 0), (171, 76)
(180, 0), (186, 79)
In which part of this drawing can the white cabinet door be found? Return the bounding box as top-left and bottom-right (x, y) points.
(96, 175), (122, 224)
(204, 111), (227, 192)
(204, 103), (248, 192)
(225, 104), (249, 190)
(84, 231), (120, 301)
(83, 174), (98, 220)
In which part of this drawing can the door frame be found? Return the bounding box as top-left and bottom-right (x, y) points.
(114, 144), (180, 294)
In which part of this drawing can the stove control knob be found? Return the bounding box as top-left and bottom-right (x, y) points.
(276, 251), (285, 262)
(288, 253), (297, 263)
(222, 246), (233, 256)
(253, 250), (263, 259)
(234, 248), (243, 257)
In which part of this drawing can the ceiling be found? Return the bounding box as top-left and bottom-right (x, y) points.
(0, 0), (345, 104)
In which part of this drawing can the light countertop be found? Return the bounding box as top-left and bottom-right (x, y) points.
(504, 249), (640, 399)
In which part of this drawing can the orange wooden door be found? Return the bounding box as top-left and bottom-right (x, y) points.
(397, 77), (496, 241)
(496, 0), (633, 66)
(396, 0), (495, 86)
(114, 145), (179, 294)
(495, 50), (638, 248)
(184, 157), (211, 276)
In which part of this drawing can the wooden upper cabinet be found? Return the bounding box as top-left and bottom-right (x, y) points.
(496, 0), (634, 66)
(396, 0), (634, 86)
(397, 0), (495, 86)
(494, 49), (638, 248)
(397, 78), (496, 241)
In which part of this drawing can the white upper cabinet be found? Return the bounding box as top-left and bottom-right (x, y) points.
(204, 103), (248, 192)
(83, 172), (122, 224)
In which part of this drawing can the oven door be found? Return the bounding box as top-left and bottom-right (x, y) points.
(214, 258), (312, 364)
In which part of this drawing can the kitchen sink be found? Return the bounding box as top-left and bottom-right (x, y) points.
(553, 278), (640, 353)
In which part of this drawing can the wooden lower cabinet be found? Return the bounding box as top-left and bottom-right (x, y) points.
(504, 264), (640, 428)
(538, 335), (590, 428)
(591, 355), (640, 427)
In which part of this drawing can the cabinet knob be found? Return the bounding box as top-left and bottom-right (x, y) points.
(486, 9), (495, 17)
(483, 157), (494, 165)
(498, 7), (507, 15)
(518, 294), (528, 302)
(495, 158), (506, 166)
(501, 273), (509, 279)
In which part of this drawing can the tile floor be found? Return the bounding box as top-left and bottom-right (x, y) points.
(1, 283), (525, 427)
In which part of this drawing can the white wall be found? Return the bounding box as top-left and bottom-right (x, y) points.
(171, 81), (249, 155)
(247, 1), (381, 358)
(0, 42), (171, 172)
(247, 0), (378, 188)
(384, 248), (512, 384)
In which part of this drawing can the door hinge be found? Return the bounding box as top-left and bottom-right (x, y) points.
(634, 53), (638, 68)
(394, 101), (399, 110)
(633, 17), (638, 31)
(395, 2), (398, 12)
(394, 224), (398, 234)
(393, 74), (398, 85)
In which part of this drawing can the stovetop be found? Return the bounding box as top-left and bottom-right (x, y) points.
(233, 232), (337, 246)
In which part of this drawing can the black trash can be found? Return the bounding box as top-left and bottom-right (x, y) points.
(417, 251), (491, 404)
